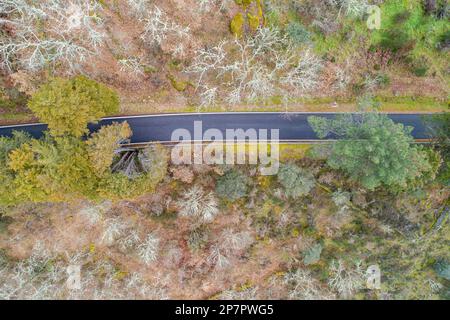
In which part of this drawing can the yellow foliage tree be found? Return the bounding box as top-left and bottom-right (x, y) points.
(28, 76), (119, 137)
(86, 122), (132, 176)
(8, 137), (97, 202)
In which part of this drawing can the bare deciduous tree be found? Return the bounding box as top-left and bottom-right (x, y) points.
(196, 0), (233, 13)
(284, 269), (335, 300)
(137, 232), (160, 265)
(219, 228), (254, 253)
(328, 260), (365, 298)
(101, 217), (127, 246)
(186, 27), (323, 108)
(0, 0), (104, 73)
(140, 6), (191, 58)
(126, 0), (151, 20)
(118, 57), (145, 77)
(176, 185), (219, 222)
(330, 0), (370, 18)
(206, 244), (231, 270)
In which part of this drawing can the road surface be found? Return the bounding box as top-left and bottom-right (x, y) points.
(0, 112), (433, 144)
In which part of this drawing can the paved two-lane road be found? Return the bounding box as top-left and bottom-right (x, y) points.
(0, 112), (434, 143)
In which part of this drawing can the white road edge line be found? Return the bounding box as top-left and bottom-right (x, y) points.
(0, 112), (436, 129)
(124, 138), (431, 146)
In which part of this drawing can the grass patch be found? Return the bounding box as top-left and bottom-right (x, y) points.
(280, 144), (312, 162)
(370, 0), (449, 76)
(377, 96), (449, 112)
(0, 112), (34, 124)
(120, 94), (447, 116)
(227, 143), (311, 163)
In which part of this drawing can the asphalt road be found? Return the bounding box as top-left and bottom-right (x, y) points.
(0, 112), (433, 143)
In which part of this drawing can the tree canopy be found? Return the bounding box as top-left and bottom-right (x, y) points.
(308, 112), (439, 191)
(0, 76), (168, 206)
(2, 127), (169, 205)
(7, 135), (97, 202)
(28, 76), (119, 137)
(0, 131), (32, 205)
(215, 169), (250, 201)
(87, 122), (132, 176)
(425, 112), (450, 186)
(277, 163), (315, 199)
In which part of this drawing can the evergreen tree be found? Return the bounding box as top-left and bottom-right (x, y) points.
(86, 122), (132, 176)
(308, 111), (438, 191)
(277, 163), (315, 199)
(28, 76), (119, 137)
(215, 169), (250, 201)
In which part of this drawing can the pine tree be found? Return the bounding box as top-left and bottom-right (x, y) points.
(308, 111), (438, 191)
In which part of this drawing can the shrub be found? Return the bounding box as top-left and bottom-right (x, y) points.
(426, 112), (449, 185)
(97, 173), (137, 200)
(247, 13), (260, 32)
(101, 217), (127, 245)
(284, 269), (335, 300)
(327, 260), (364, 299)
(0, 131), (31, 165)
(138, 144), (169, 183)
(339, 0), (370, 18)
(28, 76), (119, 137)
(230, 13), (245, 37)
(137, 232), (160, 265)
(277, 163), (315, 199)
(331, 190), (351, 207)
(378, 28), (414, 54)
(286, 21), (311, 45)
(207, 244), (230, 269)
(168, 75), (188, 92)
(436, 29), (450, 50)
(187, 225), (210, 252)
(140, 6), (191, 58)
(422, 0), (449, 19)
(176, 185), (219, 222)
(235, 0), (252, 8)
(219, 228), (254, 253)
(218, 287), (258, 300)
(303, 243), (323, 266)
(434, 260), (450, 281)
(0, 88), (28, 111)
(411, 56), (430, 76)
(215, 169), (250, 201)
(171, 166), (194, 184)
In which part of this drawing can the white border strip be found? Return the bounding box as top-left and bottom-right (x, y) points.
(0, 122), (45, 129)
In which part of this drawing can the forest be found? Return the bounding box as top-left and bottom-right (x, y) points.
(0, 0), (448, 300)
